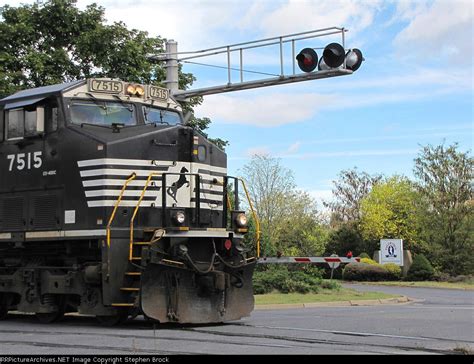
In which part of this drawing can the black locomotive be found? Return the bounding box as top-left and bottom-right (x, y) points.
(0, 78), (256, 324)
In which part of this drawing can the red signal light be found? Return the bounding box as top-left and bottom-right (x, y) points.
(224, 239), (232, 250)
(296, 48), (318, 73)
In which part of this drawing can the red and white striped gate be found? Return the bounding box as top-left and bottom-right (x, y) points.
(257, 256), (360, 264)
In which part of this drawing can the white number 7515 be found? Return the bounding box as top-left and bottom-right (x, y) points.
(7, 151), (42, 171)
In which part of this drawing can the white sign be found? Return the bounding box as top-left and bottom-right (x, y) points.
(380, 239), (403, 266)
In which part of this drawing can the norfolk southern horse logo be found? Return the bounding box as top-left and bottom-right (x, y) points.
(385, 242), (397, 258)
(167, 167), (190, 203)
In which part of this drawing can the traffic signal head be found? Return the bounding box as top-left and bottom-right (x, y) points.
(345, 48), (364, 71)
(318, 43), (364, 72)
(322, 43), (345, 68)
(296, 48), (318, 73)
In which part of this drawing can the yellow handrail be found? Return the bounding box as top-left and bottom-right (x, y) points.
(238, 178), (261, 258)
(106, 172), (137, 248)
(214, 178), (233, 210)
(129, 172), (161, 261)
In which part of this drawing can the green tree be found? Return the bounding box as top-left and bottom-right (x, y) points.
(274, 191), (329, 256)
(324, 223), (366, 256)
(413, 143), (473, 275)
(359, 176), (426, 253)
(241, 155), (295, 243)
(241, 155), (327, 257)
(0, 0), (226, 148)
(325, 168), (382, 225)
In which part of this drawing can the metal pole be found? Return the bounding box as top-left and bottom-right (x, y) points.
(341, 28), (346, 69)
(227, 46), (231, 85)
(279, 37), (284, 77)
(239, 48), (243, 83)
(165, 40), (179, 93)
(292, 39), (295, 75)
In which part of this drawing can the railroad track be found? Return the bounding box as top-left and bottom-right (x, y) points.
(0, 315), (468, 355)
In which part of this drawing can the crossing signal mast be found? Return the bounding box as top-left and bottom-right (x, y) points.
(149, 27), (364, 101)
(149, 26), (364, 267)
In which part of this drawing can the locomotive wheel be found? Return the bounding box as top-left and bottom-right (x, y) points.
(97, 311), (129, 326)
(36, 310), (64, 324)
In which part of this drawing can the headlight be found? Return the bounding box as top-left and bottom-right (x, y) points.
(126, 84), (145, 96)
(126, 84), (136, 95)
(135, 85), (145, 96)
(173, 211), (186, 225)
(235, 213), (248, 228)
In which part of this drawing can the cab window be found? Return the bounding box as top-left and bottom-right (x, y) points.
(47, 106), (58, 132)
(70, 100), (136, 126)
(7, 109), (25, 139)
(143, 106), (181, 125)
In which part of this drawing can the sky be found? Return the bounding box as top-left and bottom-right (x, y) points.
(1, 0), (473, 207)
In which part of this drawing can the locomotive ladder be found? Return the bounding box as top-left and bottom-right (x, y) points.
(105, 171), (149, 308)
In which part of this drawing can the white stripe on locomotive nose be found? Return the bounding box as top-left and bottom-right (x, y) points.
(80, 167), (227, 178)
(81, 179), (224, 191)
(78, 158), (176, 168)
(86, 200), (223, 210)
(80, 168), (161, 177)
(77, 159), (228, 174)
(82, 179), (161, 187)
(85, 190), (159, 198)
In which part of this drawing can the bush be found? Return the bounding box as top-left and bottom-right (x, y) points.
(343, 262), (391, 281)
(359, 252), (370, 259)
(253, 265), (325, 294)
(407, 254), (435, 281)
(320, 280), (341, 290)
(383, 263), (402, 280)
(360, 257), (379, 265)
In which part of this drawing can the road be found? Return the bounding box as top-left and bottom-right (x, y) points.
(0, 285), (472, 355)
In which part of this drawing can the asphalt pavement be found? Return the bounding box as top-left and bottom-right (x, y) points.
(0, 284), (472, 355)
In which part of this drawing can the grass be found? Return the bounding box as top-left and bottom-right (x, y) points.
(349, 280), (474, 290)
(255, 287), (397, 305)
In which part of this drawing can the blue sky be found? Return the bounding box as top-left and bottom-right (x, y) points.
(2, 0), (473, 205)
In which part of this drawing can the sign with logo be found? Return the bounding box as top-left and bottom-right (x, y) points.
(380, 239), (403, 266)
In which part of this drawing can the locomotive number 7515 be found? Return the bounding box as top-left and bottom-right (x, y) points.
(6, 152), (43, 171)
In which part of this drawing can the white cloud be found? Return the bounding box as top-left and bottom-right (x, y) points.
(307, 189), (333, 202)
(330, 67), (472, 92)
(394, 0), (473, 66)
(195, 92), (337, 127)
(285, 148), (419, 160)
(245, 146), (271, 158)
(286, 141), (302, 154)
(243, 0), (383, 39)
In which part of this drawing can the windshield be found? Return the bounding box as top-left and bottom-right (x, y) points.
(143, 106), (181, 125)
(70, 100), (136, 126)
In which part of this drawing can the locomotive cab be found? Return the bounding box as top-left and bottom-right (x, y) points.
(0, 79), (257, 324)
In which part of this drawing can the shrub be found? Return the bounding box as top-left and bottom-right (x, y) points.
(383, 263), (402, 280)
(343, 262), (391, 281)
(360, 257), (379, 265)
(359, 252), (370, 259)
(253, 265), (325, 294)
(407, 254), (435, 281)
(320, 280), (341, 290)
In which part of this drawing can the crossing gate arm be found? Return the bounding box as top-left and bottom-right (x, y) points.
(257, 256), (360, 264)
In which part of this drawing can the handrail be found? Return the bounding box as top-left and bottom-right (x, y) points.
(106, 172), (137, 248)
(215, 178), (233, 210)
(129, 172), (161, 261)
(238, 178), (261, 258)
